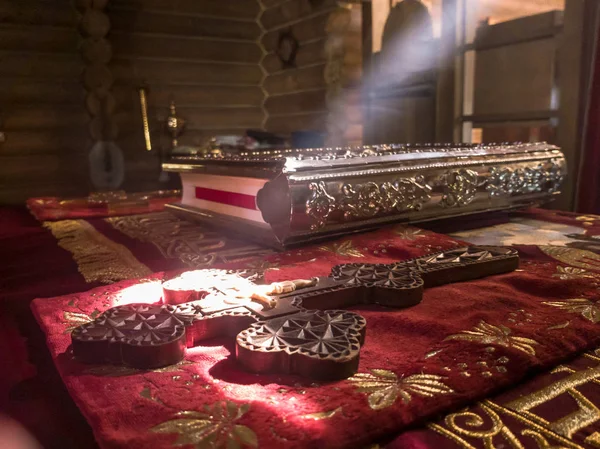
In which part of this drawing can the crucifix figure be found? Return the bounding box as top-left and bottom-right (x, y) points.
(71, 246), (518, 380)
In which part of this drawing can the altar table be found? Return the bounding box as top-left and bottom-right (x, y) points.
(3, 203), (600, 449)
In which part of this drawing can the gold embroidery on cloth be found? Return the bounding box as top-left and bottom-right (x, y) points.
(44, 220), (152, 283)
(348, 369), (453, 410)
(62, 309), (100, 333)
(430, 360), (600, 448)
(151, 401), (258, 448)
(319, 240), (364, 258)
(553, 266), (598, 281)
(107, 213), (271, 268)
(394, 226), (426, 240)
(543, 298), (600, 323)
(539, 246), (600, 272)
(445, 321), (539, 356)
(300, 406), (343, 420)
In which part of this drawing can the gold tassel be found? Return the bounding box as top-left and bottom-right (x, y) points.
(44, 220), (152, 284)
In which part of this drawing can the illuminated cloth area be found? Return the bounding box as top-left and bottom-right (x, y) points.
(31, 210), (600, 449)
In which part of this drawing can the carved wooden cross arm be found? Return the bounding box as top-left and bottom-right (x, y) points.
(71, 246), (518, 380)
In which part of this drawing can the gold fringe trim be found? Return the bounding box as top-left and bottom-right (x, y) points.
(44, 219), (152, 284)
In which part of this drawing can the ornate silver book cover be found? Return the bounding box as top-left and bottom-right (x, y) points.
(163, 142), (566, 249)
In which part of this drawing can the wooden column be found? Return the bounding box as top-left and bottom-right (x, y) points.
(435, 0), (457, 142)
(556, 0), (599, 210)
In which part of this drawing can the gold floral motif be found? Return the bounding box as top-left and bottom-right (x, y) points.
(553, 266), (598, 280)
(44, 220), (152, 283)
(300, 406), (343, 420)
(319, 240), (364, 258)
(348, 369), (453, 410)
(543, 298), (600, 323)
(151, 401), (257, 449)
(445, 321), (538, 356)
(539, 246), (600, 272)
(547, 321), (571, 331)
(63, 310), (100, 333)
(394, 226), (426, 240)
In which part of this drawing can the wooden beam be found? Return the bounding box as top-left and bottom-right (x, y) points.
(436, 0), (457, 142)
(108, 0), (260, 20)
(555, 0), (597, 210)
(0, 52), (82, 79)
(110, 32), (262, 63)
(261, 0), (337, 30)
(262, 40), (326, 74)
(262, 11), (332, 52)
(109, 10), (261, 41)
(265, 89), (327, 115)
(0, 0), (77, 27)
(112, 85), (264, 109)
(472, 10), (563, 51)
(0, 25), (78, 54)
(264, 64), (326, 95)
(110, 59), (263, 86)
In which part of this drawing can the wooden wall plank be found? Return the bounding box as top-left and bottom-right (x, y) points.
(113, 85), (264, 109)
(0, 25), (78, 53)
(108, 0), (260, 20)
(110, 32), (262, 63)
(3, 106), (88, 130)
(0, 52), (82, 78)
(264, 64), (326, 95)
(114, 107), (264, 132)
(0, 0), (77, 27)
(266, 112), (327, 133)
(262, 12), (331, 51)
(0, 79), (85, 104)
(110, 10), (261, 41)
(261, 0), (336, 30)
(265, 89), (326, 115)
(262, 39), (325, 73)
(0, 130), (89, 156)
(110, 59), (263, 85)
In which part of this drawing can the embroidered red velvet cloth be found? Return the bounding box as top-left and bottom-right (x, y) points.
(26, 191), (181, 221)
(31, 222), (600, 448)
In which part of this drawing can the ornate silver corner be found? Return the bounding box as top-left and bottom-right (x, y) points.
(440, 169), (479, 207)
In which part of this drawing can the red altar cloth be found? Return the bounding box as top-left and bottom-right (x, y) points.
(32, 232), (600, 448)
(26, 190), (181, 221)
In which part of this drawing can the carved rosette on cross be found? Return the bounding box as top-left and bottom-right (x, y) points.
(71, 246), (519, 380)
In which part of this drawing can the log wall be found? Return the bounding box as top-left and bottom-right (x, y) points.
(0, 0), (266, 203)
(0, 0), (89, 203)
(260, 0), (362, 145)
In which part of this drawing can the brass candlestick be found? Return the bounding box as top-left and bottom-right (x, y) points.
(166, 101), (185, 150)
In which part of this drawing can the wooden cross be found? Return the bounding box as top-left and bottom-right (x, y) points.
(71, 246), (518, 380)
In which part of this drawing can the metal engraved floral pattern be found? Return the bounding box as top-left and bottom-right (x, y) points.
(340, 177), (432, 220)
(487, 161), (564, 197)
(306, 181), (336, 230)
(306, 178), (432, 229)
(440, 169), (479, 207)
(348, 369), (454, 410)
(151, 401), (258, 449)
